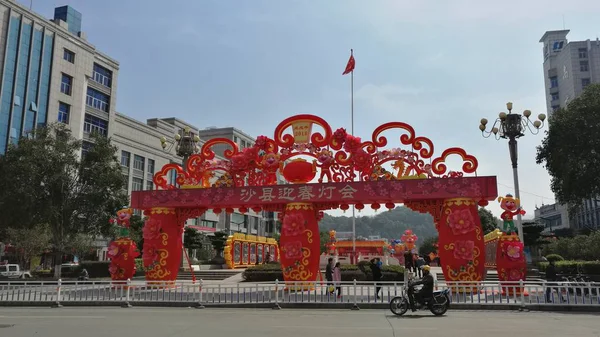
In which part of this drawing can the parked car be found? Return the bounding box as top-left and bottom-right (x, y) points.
(0, 264), (32, 279)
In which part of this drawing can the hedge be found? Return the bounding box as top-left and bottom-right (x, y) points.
(545, 254), (565, 262)
(242, 262), (405, 282)
(538, 261), (600, 275)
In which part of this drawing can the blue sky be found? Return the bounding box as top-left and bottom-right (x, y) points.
(24, 0), (600, 218)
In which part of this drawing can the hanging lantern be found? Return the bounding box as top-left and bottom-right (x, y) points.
(355, 203), (365, 212)
(385, 202), (395, 211)
(281, 158), (317, 184)
(225, 207), (234, 214)
(340, 204), (350, 212)
(478, 199), (489, 207)
(213, 208), (222, 215)
(252, 206), (262, 213)
(239, 207), (248, 214)
(371, 203), (381, 211)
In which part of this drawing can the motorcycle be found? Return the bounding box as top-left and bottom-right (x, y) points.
(389, 283), (451, 316)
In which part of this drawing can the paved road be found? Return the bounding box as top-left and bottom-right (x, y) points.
(1, 308), (599, 337)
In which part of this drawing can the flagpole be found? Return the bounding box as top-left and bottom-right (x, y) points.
(350, 49), (356, 263)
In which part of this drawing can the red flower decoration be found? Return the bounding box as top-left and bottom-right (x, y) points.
(352, 148), (370, 169)
(508, 268), (524, 281)
(333, 128), (347, 143)
(447, 209), (477, 235)
(283, 241), (303, 259)
(255, 135), (270, 150)
(282, 212), (306, 237)
(143, 218), (162, 240)
(343, 135), (362, 152)
(143, 245), (159, 267)
(453, 240), (474, 261)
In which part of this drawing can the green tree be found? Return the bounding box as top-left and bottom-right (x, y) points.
(210, 231), (228, 256)
(418, 236), (438, 256)
(536, 84), (600, 208)
(521, 221), (545, 247)
(478, 207), (500, 233)
(6, 224), (52, 269)
(0, 124), (128, 278)
(319, 231), (329, 253)
(184, 227), (204, 258)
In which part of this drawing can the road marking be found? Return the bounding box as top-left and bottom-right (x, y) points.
(0, 316), (106, 319)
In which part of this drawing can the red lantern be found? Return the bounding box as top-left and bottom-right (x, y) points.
(371, 203), (381, 211)
(340, 204), (350, 212)
(225, 208), (234, 214)
(478, 199), (489, 207)
(213, 208), (222, 215)
(355, 203), (365, 211)
(239, 207), (248, 214)
(252, 206), (262, 213)
(385, 202), (395, 210)
(281, 158), (316, 184)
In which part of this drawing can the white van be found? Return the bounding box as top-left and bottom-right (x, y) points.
(0, 264), (32, 279)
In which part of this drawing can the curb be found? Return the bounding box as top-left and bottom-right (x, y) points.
(1, 301), (599, 312)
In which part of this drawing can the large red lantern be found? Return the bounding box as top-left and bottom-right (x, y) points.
(282, 158), (317, 184)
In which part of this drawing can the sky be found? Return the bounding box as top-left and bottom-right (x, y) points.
(22, 0), (600, 219)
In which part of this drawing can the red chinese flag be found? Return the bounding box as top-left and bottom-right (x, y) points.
(342, 50), (355, 75)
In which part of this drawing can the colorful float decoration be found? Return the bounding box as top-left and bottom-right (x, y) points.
(224, 233), (279, 269)
(325, 230), (337, 255)
(498, 194), (526, 235)
(401, 229), (418, 251)
(130, 114), (498, 289)
(107, 208), (140, 282)
(484, 229), (527, 295)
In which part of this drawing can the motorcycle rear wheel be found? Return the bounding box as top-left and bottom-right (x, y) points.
(429, 302), (448, 316)
(390, 296), (409, 316)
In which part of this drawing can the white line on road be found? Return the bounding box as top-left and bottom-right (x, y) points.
(0, 316), (106, 319)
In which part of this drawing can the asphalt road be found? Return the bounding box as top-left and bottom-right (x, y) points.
(1, 308), (599, 337)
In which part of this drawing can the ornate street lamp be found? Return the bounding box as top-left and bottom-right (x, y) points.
(479, 102), (546, 243)
(159, 126), (201, 169)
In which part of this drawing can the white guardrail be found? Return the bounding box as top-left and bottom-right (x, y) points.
(0, 279), (599, 308)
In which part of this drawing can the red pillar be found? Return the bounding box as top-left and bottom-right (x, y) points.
(279, 202), (321, 291)
(143, 208), (184, 285)
(438, 198), (485, 292)
(496, 234), (527, 295)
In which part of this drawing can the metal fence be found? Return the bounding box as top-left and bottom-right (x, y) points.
(0, 279), (599, 308)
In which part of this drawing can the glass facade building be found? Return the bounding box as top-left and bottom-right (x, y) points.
(0, 13), (54, 153)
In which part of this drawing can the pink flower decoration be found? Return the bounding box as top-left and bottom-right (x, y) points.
(143, 218), (162, 240)
(453, 240), (474, 261)
(505, 243), (522, 261)
(282, 213), (306, 237)
(283, 241), (303, 259)
(107, 242), (121, 259)
(447, 209), (477, 235)
(508, 268), (523, 281)
(143, 245), (159, 267)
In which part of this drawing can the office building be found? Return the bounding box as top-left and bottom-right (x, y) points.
(0, 1), (118, 154)
(538, 30), (600, 231)
(533, 203), (570, 233)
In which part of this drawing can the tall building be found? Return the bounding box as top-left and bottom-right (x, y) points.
(538, 30), (600, 231)
(540, 30), (600, 117)
(0, 1), (118, 154)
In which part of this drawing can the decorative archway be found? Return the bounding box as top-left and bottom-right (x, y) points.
(131, 114), (497, 288)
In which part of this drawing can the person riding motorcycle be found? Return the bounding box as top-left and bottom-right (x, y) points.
(407, 265), (434, 311)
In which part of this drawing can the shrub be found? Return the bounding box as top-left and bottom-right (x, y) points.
(545, 254), (565, 262)
(242, 264), (284, 282)
(538, 260), (600, 275)
(241, 262), (405, 282)
(79, 261), (110, 278)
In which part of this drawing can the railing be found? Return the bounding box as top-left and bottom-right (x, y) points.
(86, 95), (109, 112)
(0, 280), (598, 308)
(93, 71), (112, 88)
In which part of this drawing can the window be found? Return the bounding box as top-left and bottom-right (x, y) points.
(146, 181), (154, 190)
(58, 102), (70, 124)
(123, 175), (129, 192)
(551, 93), (559, 101)
(550, 76), (558, 88)
(82, 141), (94, 157)
(63, 48), (75, 63)
(132, 177), (143, 191)
(93, 63), (112, 88)
(147, 159), (155, 174)
(201, 220), (217, 228)
(552, 41), (564, 51)
(133, 155), (145, 171)
(580, 61), (589, 72)
(579, 48), (588, 59)
(60, 73), (72, 95)
(83, 114), (108, 136)
(86, 87), (110, 112)
(582, 78), (591, 88)
(121, 151), (131, 167)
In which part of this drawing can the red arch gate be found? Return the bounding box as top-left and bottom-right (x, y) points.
(131, 115), (497, 289)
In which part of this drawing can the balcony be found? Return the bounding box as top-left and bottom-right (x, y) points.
(93, 71), (111, 88)
(86, 95), (109, 113)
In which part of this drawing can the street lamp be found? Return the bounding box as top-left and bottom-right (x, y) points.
(479, 102), (547, 243)
(159, 126), (201, 169)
